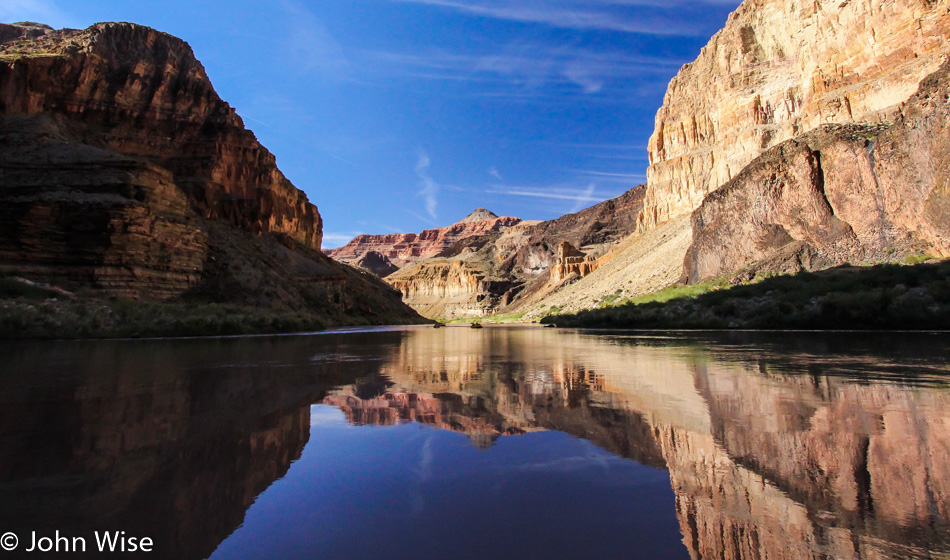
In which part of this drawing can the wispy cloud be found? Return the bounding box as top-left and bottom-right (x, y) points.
(487, 183), (602, 204)
(357, 43), (682, 96)
(488, 167), (503, 180)
(387, 0), (736, 36)
(415, 150), (440, 219)
(571, 169), (646, 183)
(279, 0), (348, 76)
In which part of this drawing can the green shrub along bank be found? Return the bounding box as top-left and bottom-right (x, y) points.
(0, 278), (408, 339)
(541, 261), (950, 330)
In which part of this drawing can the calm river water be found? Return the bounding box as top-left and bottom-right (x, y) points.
(1, 326), (948, 559)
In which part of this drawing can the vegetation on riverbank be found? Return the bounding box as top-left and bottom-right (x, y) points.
(0, 278), (412, 339)
(541, 260), (950, 330)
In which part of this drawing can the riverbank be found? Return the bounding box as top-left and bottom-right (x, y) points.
(0, 278), (428, 339)
(541, 260), (950, 330)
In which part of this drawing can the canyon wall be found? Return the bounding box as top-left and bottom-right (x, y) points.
(640, 0), (950, 231)
(338, 187), (643, 319)
(325, 209), (522, 275)
(0, 21), (321, 248)
(684, 60), (950, 282)
(0, 22), (420, 324)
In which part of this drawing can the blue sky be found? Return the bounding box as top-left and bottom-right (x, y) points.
(0, 0), (741, 247)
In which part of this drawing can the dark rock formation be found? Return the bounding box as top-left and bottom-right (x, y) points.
(684, 60), (950, 284)
(498, 185), (644, 279)
(0, 22), (421, 326)
(353, 250), (399, 278)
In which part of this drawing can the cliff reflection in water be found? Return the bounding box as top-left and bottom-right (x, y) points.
(0, 328), (948, 560)
(0, 332), (405, 559)
(323, 328), (950, 559)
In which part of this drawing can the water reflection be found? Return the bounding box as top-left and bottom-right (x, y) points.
(0, 328), (948, 559)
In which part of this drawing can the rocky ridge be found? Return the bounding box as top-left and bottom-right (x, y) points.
(325, 209), (522, 276)
(333, 187), (644, 319)
(0, 22), (421, 328)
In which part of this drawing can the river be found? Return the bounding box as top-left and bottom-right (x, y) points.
(1, 326), (948, 559)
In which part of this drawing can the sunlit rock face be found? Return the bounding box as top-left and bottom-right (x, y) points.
(550, 241), (598, 283)
(384, 259), (511, 318)
(325, 210), (522, 275)
(640, 0), (950, 231)
(683, 61), (950, 282)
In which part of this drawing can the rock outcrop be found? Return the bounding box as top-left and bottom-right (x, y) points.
(0, 22), (421, 325)
(385, 258), (518, 318)
(550, 241), (598, 283)
(639, 0), (950, 231)
(335, 187), (644, 319)
(0, 21), (321, 248)
(684, 60), (950, 283)
(325, 209), (522, 275)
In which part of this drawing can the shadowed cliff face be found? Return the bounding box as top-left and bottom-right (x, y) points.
(0, 22), (420, 323)
(0, 22), (320, 249)
(684, 61), (950, 283)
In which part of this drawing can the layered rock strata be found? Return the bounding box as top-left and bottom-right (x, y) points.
(550, 241), (598, 283)
(0, 21), (321, 248)
(325, 209), (522, 275)
(684, 60), (950, 283)
(336, 187), (643, 318)
(640, 0), (950, 231)
(0, 22), (420, 324)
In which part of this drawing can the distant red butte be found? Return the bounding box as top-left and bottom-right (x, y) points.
(325, 209), (522, 277)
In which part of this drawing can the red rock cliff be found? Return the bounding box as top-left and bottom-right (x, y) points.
(0, 21), (321, 249)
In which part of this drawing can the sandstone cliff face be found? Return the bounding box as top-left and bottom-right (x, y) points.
(385, 258), (517, 318)
(640, 0), (950, 231)
(339, 187), (643, 319)
(0, 22), (321, 249)
(325, 209), (522, 274)
(550, 241), (598, 283)
(684, 60), (950, 282)
(0, 22), (420, 324)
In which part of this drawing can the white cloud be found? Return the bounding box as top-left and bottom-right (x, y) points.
(488, 167), (503, 180)
(386, 0), (737, 35)
(487, 183), (601, 204)
(279, 0), (348, 76)
(415, 150), (440, 219)
(357, 43), (682, 96)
